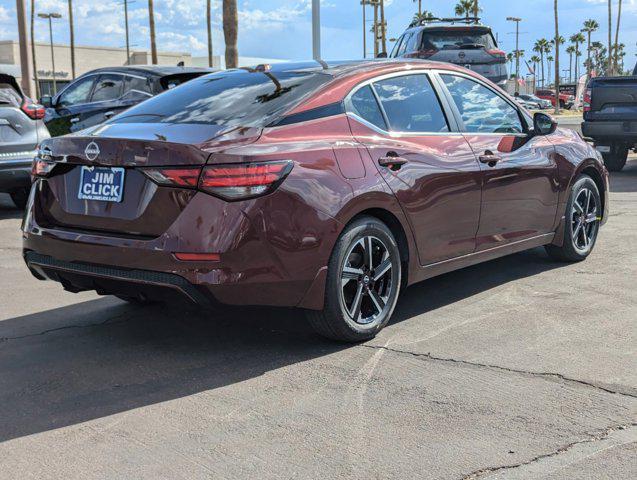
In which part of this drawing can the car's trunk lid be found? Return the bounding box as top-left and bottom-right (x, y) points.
(587, 76), (637, 122)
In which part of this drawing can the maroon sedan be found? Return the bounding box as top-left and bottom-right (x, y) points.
(23, 60), (609, 342)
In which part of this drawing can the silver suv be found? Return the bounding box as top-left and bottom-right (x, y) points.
(0, 73), (49, 208)
(390, 17), (507, 85)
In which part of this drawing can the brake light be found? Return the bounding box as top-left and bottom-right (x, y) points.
(21, 100), (46, 120)
(199, 160), (293, 200)
(143, 167), (201, 187)
(583, 88), (592, 113)
(487, 49), (506, 58)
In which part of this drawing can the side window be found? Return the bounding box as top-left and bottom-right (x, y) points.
(349, 85), (387, 130)
(122, 76), (153, 102)
(403, 31), (421, 53)
(396, 33), (413, 57)
(57, 76), (95, 107)
(90, 74), (124, 103)
(372, 74), (449, 133)
(441, 75), (523, 134)
(389, 35), (404, 58)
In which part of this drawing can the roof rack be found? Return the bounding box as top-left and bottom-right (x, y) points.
(411, 16), (482, 27)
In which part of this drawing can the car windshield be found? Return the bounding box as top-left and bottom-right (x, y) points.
(421, 29), (496, 50)
(111, 68), (332, 128)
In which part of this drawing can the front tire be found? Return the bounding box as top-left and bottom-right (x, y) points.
(601, 143), (628, 172)
(307, 216), (402, 342)
(546, 174), (601, 262)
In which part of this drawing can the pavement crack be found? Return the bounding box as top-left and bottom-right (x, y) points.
(459, 423), (637, 479)
(361, 344), (637, 399)
(0, 310), (137, 343)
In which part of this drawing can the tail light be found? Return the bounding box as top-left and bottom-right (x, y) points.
(487, 49), (506, 58)
(141, 160), (293, 201)
(583, 88), (592, 112)
(199, 160), (293, 200)
(21, 99), (46, 120)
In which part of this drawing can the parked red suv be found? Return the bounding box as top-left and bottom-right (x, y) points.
(535, 89), (574, 109)
(23, 61), (608, 342)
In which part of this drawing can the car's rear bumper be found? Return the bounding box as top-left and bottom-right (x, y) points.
(0, 157), (32, 192)
(581, 121), (637, 142)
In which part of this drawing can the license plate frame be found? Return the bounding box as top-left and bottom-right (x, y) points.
(78, 166), (125, 202)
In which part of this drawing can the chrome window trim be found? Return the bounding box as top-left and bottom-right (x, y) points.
(344, 69), (457, 137)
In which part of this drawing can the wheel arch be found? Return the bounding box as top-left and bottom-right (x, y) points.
(579, 164), (606, 220)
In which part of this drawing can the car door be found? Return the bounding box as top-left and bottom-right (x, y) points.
(74, 73), (126, 131)
(44, 75), (96, 136)
(437, 72), (559, 251)
(346, 72), (482, 265)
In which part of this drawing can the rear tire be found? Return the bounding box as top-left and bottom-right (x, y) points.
(9, 187), (29, 209)
(307, 216), (402, 342)
(546, 174), (601, 262)
(601, 143), (628, 172)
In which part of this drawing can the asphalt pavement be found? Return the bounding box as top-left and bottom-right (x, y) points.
(0, 122), (635, 479)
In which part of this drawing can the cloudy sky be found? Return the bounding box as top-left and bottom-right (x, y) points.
(0, 0), (635, 73)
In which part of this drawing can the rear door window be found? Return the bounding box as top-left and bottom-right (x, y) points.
(441, 74), (523, 133)
(349, 85), (387, 130)
(90, 74), (124, 102)
(372, 74), (449, 133)
(121, 76), (153, 102)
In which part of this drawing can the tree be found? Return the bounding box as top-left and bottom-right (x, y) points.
(582, 19), (599, 77)
(566, 45), (575, 82)
(67, 0), (76, 79)
(534, 38), (550, 87)
(530, 54), (541, 90)
(207, 0), (213, 68)
(569, 32), (585, 81)
(547, 55), (553, 83)
(412, 0), (422, 16)
(506, 52), (514, 74)
(613, 0), (623, 73)
(607, 0), (612, 75)
(553, 0), (560, 114)
(30, 0), (39, 98)
(454, 0), (473, 19)
(411, 11), (435, 27)
(148, 0), (157, 64)
(223, 0), (238, 68)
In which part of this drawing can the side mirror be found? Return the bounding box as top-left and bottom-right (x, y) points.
(39, 95), (53, 108)
(376, 51), (388, 58)
(533, 112), (557, 136)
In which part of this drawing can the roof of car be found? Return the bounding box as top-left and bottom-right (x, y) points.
(79, 65), (216, 77)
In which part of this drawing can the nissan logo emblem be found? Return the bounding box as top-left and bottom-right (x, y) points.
(85, 142), (100, 161)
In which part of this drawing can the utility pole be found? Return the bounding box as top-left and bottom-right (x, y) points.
(30, 0), (39, 98)
(373, 0), (378, 57)
(148, 0), (157, 64)
(507, 17), (522, 93)
(379, 0), (386, 55)
(38, 12), (62, 95)
(312, 0), (321, 60)
(207, 0), (213, 67)
(68, 0), (76, 79)
(361, 0), (366, 58)
(123, 0), (133, 64)
(15, 0), (33, 97)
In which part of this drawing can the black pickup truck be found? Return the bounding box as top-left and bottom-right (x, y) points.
(581, 67), (637, 171)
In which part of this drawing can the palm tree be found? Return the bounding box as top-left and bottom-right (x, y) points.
(613, 0), (623, 74)
(530, 54), (541, 91)
(534, 38), (550, 87)
(553, 0), (560, 114)
(68, 0), (76, 79)
(506, 53), (514, 74)
(569, 32), (585, 81)
(223, 0), (238, 68)
(412, 0), (422, 16)
(148, 0), (157, 64)
(207, 0), (213, 67)
(472, 0), (480, 19)
(411, 10), (435, 27)
(454, 0), (473, 19)
(566, 45), (575, 82)
(547, 55), (554, 83)
(582, 19), (599, 77)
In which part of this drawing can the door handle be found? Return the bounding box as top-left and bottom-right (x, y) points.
(479, 151), (502, 165)
(70, 117), (79, 124)
(104, 111), (115, 119)
(378, 154), (408, 170)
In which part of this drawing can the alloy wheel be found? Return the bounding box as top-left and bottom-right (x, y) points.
(340, 235), (395, 327)
(571, 187), (599, 252)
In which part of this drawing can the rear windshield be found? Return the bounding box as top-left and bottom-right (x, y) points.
(420, 29), (496, 50)
(159, 73), (207, 91)
(112, 69), (332, 128)
(0, 83), (21, 107)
